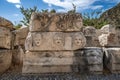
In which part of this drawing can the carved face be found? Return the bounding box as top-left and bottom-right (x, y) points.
(73, 34), (82, 46)
(53, 33), (64, 46)
(33, 34), (42, 46)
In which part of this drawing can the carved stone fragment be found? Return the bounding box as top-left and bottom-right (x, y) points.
(25, 32), (86, 51)
(99, 33), (119, 47)
(30, 13), (83, 32)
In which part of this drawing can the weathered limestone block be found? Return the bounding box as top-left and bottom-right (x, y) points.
(104, 48), (120, 73)
(25, 32), (86, 51)
(30, 12), (83, 32)
(83, 26), (96, 36)
(99, 33), (119, 47)
(0, 27), (12, 49)
(22, 48), (103, 74)
(12, 46), (24, 65)
(14, 27), (29, 46)
(100, 24), (116, 34)
(75, 47), (103, 74)
(83, 26), (101, 47)
(0, 16), (14, 30)
(0, 50), (12, 74)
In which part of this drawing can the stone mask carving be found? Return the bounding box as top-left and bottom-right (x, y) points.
(53, 33), (64, 46)
(73, 34), (83, 46)
(33, 33), (42, 46)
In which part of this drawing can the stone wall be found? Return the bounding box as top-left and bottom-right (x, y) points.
(0, 13), (120, 75)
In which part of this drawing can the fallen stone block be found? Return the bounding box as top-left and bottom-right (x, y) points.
(0, 49), (12, 74)
(29, 12), (83, 32)
(0, 16), (14, 30)
(83, 26), (101, 47)
(0, 27), (13, 49)
(14, 27), (29, 47)
(104, 48), (120, 73)
(100, 24), (116, 34)
(99, 33), (119, 47)
(25, 32), (86, 51)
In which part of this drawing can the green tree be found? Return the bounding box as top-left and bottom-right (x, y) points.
(82, 9), (109, 29)
(20, 6), (39, 26)
(50, 9), (56, 13)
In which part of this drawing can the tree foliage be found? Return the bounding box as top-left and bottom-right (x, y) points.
(82, 10), (109, 29)
(20, 6), (39, 26)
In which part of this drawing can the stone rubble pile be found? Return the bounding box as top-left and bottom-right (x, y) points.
(0, 13), (120, 75)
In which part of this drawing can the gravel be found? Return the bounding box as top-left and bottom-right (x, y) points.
(0, 66), (120, 80)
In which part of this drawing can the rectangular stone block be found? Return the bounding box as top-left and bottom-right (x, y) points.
(14, 27), (29, 46)
(104, 48), (120, 73)
(22, 48), (103, 74)
(99, 33), (120, 47)
(0, 27), (12, 49)
(25, 32), (86, 51)
(0, 49), (12, 73)
(29, 13), (83, 32)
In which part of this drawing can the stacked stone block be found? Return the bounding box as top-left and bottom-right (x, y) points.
(22, 12), (104, 74)
(0, 17), (13, 74)
(98, 24), (120, 73)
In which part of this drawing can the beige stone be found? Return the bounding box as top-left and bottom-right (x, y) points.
(0, 16), (14, 30)
(100, 24), (116, 34)
(99, 33), (119, 47)
(104, 48), (120, 73)
(30, 12), (83, 32)
(14, 27), (29, 46)
(83, 27), (101, 47)
(25, 32), (86, 51)
(22, 47), (103, 74)
(83, 26), (96, 36)
(0, 50), (12, 74)
(12, 46), (24, 65)
(0, 27), (12, 49)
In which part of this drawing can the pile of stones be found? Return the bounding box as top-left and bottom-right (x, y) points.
(22, 12), (103, 74)
(0, 13), (120, 75)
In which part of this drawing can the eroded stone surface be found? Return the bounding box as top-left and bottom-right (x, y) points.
(22, 48), (103, 74)
(12, 46), (24, 65)
(30, 13), (83, 32)
(104, 48), (120, 73)
(99, 33), (119, 47)
(0, 17), (13, 30)
(0, 50), (12, 74)
(83, 26), (101, 47)
(100, 24), (116, 34)
(14, 27), (29, 46)
(25, 32), (86, 51)
(0, 27), (12, 49)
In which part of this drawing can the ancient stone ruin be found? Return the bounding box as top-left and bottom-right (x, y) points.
(0, 13), (120, 75)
